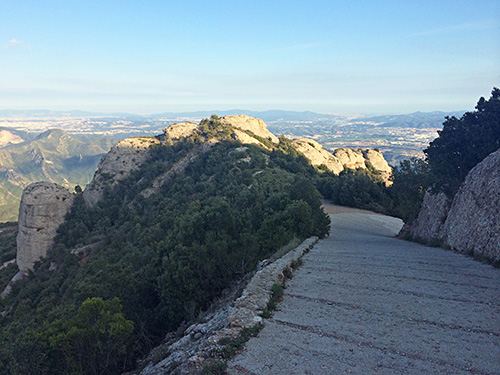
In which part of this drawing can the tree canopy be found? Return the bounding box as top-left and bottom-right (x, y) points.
(424, 87), (500, 196)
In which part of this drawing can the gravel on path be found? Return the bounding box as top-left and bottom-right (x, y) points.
(227, 208), (500, 375)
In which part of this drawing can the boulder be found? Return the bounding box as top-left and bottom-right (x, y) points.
(16, 182), (74, 272)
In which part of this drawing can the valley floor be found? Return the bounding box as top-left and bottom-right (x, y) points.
(227, 209), (500, 374)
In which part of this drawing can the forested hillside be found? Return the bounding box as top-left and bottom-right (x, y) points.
(0, 116), (329, 374)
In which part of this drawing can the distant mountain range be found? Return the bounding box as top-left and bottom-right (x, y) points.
(0, 108), (465, 126)
(349, 111), (466, 129)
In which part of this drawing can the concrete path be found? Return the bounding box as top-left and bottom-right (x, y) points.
(228, 208), (500, 374)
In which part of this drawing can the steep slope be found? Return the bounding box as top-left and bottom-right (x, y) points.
(0, 115), (330, 375)
(0, 129), (116, 222)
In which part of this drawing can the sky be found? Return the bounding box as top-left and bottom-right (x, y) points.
(1, 0), (499, 115)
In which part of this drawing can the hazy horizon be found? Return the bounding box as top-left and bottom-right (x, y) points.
(2, 1), (499, 114)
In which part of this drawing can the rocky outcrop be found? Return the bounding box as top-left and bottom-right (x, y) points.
(363, 149), (392, 181)
(16, 182), (74, 272)
(83, 136), (160, 205)
(163, 122), (199, 140)
(407, 148), (500, 262)
(291, 139), (344, 174)
(334, 148), (366, 169)
(443, 149), (500, 261)
(408, 191), (450, 242)
(219, 115), (279, 144)
(290, 140), (392, 182)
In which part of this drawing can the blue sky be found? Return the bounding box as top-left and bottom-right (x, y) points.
(1, 0), (499, 114)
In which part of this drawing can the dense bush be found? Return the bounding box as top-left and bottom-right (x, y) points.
(317, 168), (393, 214)
(425, 87), (500, 196)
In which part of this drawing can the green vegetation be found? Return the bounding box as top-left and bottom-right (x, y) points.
(389, 157), (432, 222)
(0, 224), (18, 293)
(425, 87), (500, 197)
(218, 325), (263, 359)
(317, 88), (500, 223)
(0, 117), (329, 375)
(317, 167), (392, 215)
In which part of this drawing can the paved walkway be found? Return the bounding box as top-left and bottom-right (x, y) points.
(228, 208), (500, 374)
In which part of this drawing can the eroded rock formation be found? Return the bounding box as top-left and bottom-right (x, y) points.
(16, 182), (74, 272)
(291, 139), (344, 174)
(291, 139), (392, 182)
(334, 148), (366, 169)
(408, 148), (500, 262)
(219, 115), (279, 144)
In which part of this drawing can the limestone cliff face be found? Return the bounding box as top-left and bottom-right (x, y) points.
(291, 139), (344, 174)
(83, 136), (160, 205)
(408, 148), (500, 262)
(16, 182), (74, 272)
(443, 148), (500, 261)
(219, 115), (279, 144)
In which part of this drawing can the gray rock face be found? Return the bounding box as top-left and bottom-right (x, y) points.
(443, 148), (500, 261)
(409, 191), (450, 242)
(409, 148), (500, 262)
(16, 182), (74, 272)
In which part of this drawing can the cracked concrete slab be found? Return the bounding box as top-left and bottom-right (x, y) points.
(227, 209), (500, 375)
